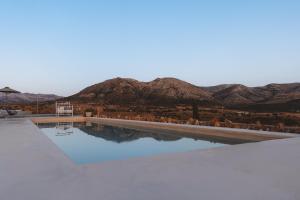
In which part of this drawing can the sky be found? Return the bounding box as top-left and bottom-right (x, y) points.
(0, 0), (299, 96)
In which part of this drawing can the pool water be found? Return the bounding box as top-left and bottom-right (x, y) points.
(38, 122), (226, 164)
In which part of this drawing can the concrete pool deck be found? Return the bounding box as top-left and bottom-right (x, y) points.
(1, 118), (300, 200)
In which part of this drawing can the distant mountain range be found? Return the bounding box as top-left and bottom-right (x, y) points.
(69, 77), (300, 112)
(0, 93), (62, 104)
(2, 78), (299, 112)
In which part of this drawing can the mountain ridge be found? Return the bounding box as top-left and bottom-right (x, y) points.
(69, 77), (300, 111)
(0, 93), (62, 104)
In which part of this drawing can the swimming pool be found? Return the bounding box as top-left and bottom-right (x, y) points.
(38, 122), (227, 164)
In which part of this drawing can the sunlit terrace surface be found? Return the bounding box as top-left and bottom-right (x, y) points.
(1, 116), (300, 200)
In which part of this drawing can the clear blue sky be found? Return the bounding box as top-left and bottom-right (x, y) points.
(0, 0), (299, 96)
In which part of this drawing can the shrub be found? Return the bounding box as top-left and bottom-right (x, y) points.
(84, 107), (96, 115)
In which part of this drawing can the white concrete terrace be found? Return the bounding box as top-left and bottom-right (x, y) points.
(1, 118), (300, 200)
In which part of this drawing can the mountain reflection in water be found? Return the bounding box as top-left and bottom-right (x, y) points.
(77, 123), (182, 143)
(38, 122), (230, 164)
(37, 122), (183, 143)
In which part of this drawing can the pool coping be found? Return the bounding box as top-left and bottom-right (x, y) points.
(32, 116), (299, 142)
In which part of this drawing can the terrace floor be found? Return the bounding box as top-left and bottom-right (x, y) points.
(1, 118), (300, 200)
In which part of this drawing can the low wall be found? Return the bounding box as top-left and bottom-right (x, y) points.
(31, 116), (86, 124)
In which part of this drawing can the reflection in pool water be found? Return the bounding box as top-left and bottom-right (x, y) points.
(38, 122), (226, 164)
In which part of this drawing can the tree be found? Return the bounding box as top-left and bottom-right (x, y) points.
(192, 102), (199, 119)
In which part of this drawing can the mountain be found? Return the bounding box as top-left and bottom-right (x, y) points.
(207, 84), (265, 106)
(204, 83), (300, 106)
(145, 78), (212, 102)
(69, 77), (300, 112)
(69, 77), (214, 105)
(71, 78), (146, 104)
(254, 83), (300, 104)
(0, 93), (62, 104)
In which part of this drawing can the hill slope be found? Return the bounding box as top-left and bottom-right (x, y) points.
(69, 77), (300, 111)
(204, 83), (300, 106)
(0, 93), (62, 104)
(70, 77), (214, 105)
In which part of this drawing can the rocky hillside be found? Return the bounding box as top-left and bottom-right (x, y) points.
(69, 77), (300, 111)
(0, 93), (62, 104)
(69, 77), (214, 105)
(204, 83), (300, 106)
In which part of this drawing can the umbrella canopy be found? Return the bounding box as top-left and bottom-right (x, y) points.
(0, 87), (21, 109)
(0, 87), (20, 94)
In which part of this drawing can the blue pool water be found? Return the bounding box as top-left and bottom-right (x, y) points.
(38, 122), (226, 164)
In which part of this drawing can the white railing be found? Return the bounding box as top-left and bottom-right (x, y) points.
(56, 101), (73, 117)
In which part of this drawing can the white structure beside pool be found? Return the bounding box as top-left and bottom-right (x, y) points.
(56, 101), (73, 117)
